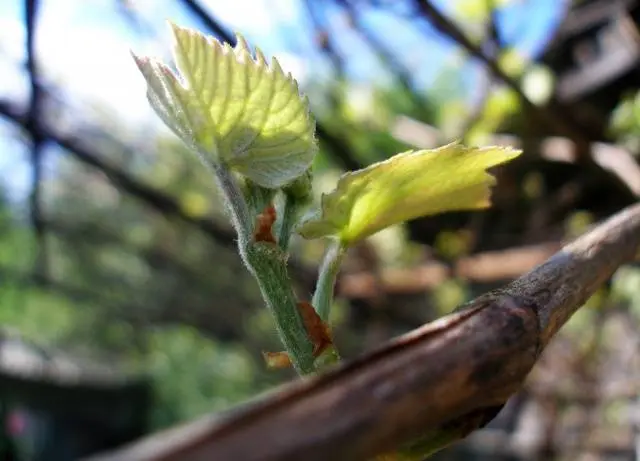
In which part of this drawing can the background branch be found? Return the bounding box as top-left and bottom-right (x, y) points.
(413, 0), (595, 158)
(0, 99), (318, 290)
(458, 0), (502, 136)
(338, 241), (562, 298)
(25, 0), (48, 279)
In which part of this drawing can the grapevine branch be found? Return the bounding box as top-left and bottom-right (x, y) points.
(85, 202), (640, 461)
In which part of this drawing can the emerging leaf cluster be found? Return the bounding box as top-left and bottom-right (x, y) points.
(133, 23), (522, 379)
(133, 23), (317, 189)
(134, 23), (522, 243)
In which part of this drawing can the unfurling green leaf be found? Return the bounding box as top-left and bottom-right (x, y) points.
(297, 142), (521, 245)
(133, 22), (317, 189)
(283, 169), (313, 203)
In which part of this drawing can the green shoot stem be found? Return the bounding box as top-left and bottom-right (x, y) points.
(312, 239), (346, 322)
(276, 193), (298, 253)
(209, 159), (316, 375)
(210, 160), (252, 244)
(245, 243), (315, 375)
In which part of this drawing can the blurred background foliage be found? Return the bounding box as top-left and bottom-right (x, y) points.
(0, 0), (640, 459)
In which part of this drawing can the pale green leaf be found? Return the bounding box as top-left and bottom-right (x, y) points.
(133, 22), (317, 189)
(454, 0), (514, 22)
(298, 142), (521, 245)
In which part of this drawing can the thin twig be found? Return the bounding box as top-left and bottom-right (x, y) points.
(338, 241), (562, 298)
(413, 0), (595, 157)
(0, 99), (319, 289)
(459, 0), (501, 136)
(303, 0), (345, 79)
(25, 0), (48, 278)
(337, 0), (427, 109)
(180, 0), (234, 43)
(85, 202), (640, 461)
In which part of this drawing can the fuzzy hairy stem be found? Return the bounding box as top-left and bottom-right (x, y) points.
(275, 193), (299, 253)
(245, 243), (316, 375)
(312, 240), (346, 322)
(211, 161), (315, 375)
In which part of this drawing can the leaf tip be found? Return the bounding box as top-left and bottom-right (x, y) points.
(234, 32), (251, 53)
(255, 48), (268, 67)
(130, 50), (144, 69)
(166, 19), (183, 37)
(270, 55), (284, 75)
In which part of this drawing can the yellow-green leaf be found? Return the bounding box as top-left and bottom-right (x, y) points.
(297, 142), (521, 245)
(454, 0), (513, 22)
(133, 22), (317, 189)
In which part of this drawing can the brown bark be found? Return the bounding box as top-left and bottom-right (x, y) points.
(339, 242), (562, 298)
(86, 203), (640, 461)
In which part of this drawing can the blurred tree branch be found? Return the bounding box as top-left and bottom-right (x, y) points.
(337, 0), (433, 117)
(0, 99), (317, 291)
(459, 0), (502, 136)
(0, 264), (122, 311)
(412, 0), (598, 161)
(45, 219), (265, 343)
(0, 98), (233, 244)
(338, 241), (563, 298)
(46, 220), (207, 286)
(303, 0), (346, 79)
(0, 251), (253, 345)
(25, 0), (48, 278)
(180, 0), (236, 42)
(85, 202), (640, 461)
